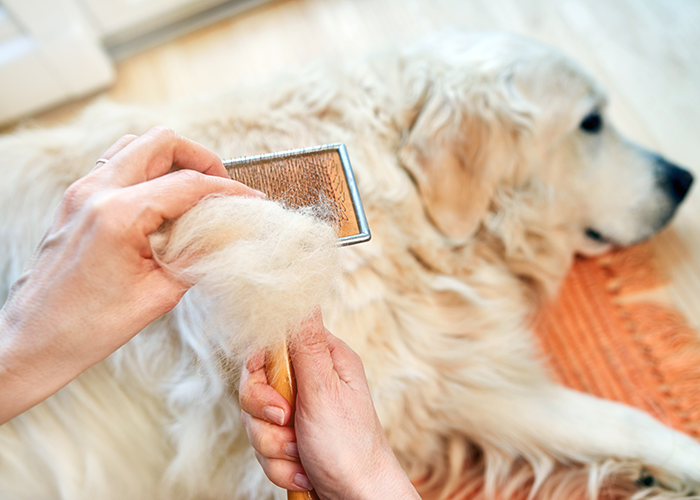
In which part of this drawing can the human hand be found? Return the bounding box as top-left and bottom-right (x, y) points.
(0, 127), (263, 424)
(240, 311), (420, 500)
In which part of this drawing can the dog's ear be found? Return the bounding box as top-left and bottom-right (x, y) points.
(398, 72), (533, 241)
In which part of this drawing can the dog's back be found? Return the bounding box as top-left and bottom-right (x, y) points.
(1, 31), (699, 500)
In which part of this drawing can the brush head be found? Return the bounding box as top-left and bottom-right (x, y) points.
(148, 145), (369, 367)
(223, 143), (370, 246)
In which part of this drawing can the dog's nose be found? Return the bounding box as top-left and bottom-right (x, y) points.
(657, 157), (694, 204)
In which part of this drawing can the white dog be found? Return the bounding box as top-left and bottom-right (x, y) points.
(0, 31), (697, 500)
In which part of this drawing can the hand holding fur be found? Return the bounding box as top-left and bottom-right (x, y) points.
(0, 127), (262, 424)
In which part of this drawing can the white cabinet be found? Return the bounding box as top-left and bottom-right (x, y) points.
(0, 0), (260, 126)
(0, 0), (114, 125)
(78, 0), (230, 42)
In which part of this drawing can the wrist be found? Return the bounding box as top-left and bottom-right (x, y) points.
(352, 448), (420, 500)
(0, 305), (34, 424)
(0, 298), (83, 424)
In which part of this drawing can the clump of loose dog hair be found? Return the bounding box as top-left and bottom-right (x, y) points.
(150, 195), (340, 360)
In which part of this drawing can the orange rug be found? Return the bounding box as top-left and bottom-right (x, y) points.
(430, 243), (700, 500)
(533, 243), (700, 439)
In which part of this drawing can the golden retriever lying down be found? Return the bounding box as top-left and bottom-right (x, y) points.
(0, 30), (697, 500)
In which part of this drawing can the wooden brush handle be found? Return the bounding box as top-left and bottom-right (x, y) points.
(265, 340), (320, 500)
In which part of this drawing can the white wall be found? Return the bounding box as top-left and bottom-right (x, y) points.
(0, 0), (249, 126)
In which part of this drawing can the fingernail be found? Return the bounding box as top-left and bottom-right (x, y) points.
(285, 442), (299, 458)
(262, 406), (285, 426)
(293, 473), (312, 491)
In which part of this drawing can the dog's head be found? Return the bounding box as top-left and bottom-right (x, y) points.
(398, 32), (692, 257)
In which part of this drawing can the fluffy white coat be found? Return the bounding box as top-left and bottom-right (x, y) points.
(0, 31), (698, 500)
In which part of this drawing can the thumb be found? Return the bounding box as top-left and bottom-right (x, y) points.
(288, 309), (335, 394)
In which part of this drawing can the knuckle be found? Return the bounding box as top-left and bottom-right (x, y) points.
(348, 345), (364, 366)
(146, 126), (178, 143)
(119, 133), (139, 143)
(253, 451), (269, 471)
(60, 177), (96, 212)
(239, 391), (254, 413)
(300, 335), (327, 356)
(61, 181), (85, 207)
(87, 191), (118, 215)
(254, 453), (297, 491)
(257, 430), (274, 455)
(172, 168), (203, 184)
(240, 411), (255, 435)
(238, 374), (251, 398)
(245, 351), (265, 372)
(83, 192), (125, 232)
(239, 382), (267, 415)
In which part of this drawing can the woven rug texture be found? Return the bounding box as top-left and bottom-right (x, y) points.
(428, 243), (700, 500)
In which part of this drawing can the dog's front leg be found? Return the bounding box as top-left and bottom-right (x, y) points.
(467, 384), (700, 493)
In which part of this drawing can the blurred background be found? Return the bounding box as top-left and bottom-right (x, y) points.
(1, 0), (699, 325)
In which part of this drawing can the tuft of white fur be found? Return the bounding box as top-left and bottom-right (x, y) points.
(150, 195), (340, 360)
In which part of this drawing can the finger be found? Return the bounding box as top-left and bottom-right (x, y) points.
(241, 411), (298, 460)
(107, 126), (228, 186)
(326, 331), (367, 386)
(254, 452), (310, 492)
(90, 134), (139, 172)
(56, 133), (143, 216)
(123, 168), (265, 236)
(240, 352), (292, 426)
(288, 309), (336, 395)
(245, 350), (266, 373)
(122, 266), (189, 327)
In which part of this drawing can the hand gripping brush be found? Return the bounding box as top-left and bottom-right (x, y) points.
(223, 143), (371, 500)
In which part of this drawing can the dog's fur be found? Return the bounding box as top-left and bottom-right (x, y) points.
(0, 31), (698, 500)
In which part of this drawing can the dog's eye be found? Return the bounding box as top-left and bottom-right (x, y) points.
(585, 228), (606, 243)
(580, 112), (603, 133)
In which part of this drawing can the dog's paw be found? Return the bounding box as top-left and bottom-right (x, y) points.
(625, 466), (700, 500)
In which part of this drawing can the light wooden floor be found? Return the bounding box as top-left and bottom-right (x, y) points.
(36, 0), (700, 326)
